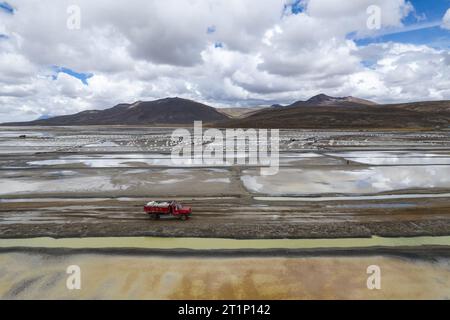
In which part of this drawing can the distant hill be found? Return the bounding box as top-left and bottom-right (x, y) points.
(5, 98), (229, 126)
(219, 98), (450, 129)
(275, 94), (378, 108)
(3, 95), (450, 129)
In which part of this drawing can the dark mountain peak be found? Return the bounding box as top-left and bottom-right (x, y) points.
(307, 93), (334, 103)
(156, 97), (189, 103)
(5, 97), (229, 126)
(306, 94), (356, 105)
(157, 97), (177, 102)
(289, 94), (377, 107)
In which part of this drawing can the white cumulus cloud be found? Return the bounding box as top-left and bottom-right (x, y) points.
(443, 9), (450, 30)
(0, 0), (449, 122)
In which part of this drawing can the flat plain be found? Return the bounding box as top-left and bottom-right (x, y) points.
(0, 126), (449, 299)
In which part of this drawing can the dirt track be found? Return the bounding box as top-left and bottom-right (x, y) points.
(1, 195), (450, 239)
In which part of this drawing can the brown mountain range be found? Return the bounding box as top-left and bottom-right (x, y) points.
(3, 95), (450, 129)
(4, 97), (228, 126)
(220, 99), (450, 129)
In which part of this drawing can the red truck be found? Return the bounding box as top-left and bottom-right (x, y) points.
(144, 200), (192, 221)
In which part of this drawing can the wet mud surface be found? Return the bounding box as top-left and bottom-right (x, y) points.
(0, 126), (449, 239)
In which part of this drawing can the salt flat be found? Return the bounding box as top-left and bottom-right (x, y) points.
(0, 126), (450, 299)
(0, 126), (449, 239)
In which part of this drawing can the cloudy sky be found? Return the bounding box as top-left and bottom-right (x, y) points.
(1, 0), (450, 122)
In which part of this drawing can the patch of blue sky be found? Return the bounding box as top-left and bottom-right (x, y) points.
(52, 66), (94, 85)
(353, 0), (450, 48)
(207, 25), (216, 34)
(357, 27), (450, 49)
(283, 0), (304, 16)
(361, 60), (377, 69)
(407, 0), (449, 22)
(0, 1), (14, 14)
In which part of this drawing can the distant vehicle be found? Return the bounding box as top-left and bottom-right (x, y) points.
(144, 200), (192, 221)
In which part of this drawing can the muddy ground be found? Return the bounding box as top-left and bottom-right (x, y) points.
(0, 126), (449, 239)
(1, 197), (450, 239)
